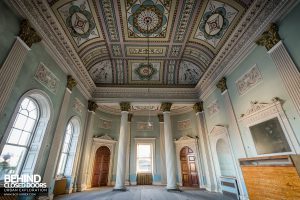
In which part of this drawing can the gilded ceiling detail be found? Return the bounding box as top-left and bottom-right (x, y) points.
(49, 0), (252, 87)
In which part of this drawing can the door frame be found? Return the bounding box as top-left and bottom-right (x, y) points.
(87, 135), (117, 188)
(175, 136), (204, 188)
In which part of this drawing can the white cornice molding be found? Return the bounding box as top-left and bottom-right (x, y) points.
(197, 0), (298, 101)
(7, 0), (95, 99)
(93, 87), (198, 102)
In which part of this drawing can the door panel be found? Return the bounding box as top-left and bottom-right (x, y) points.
(91, 146), (110, 187)
(180, 147), (199, 187)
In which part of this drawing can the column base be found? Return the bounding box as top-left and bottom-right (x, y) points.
(113, 188), (127, 192)
(166, 188), (182, 192)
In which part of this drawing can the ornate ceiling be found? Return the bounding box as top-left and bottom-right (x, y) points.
(47, 0), (253, 88)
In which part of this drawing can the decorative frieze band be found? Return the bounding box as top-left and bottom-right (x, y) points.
(34, 63), (60, 94)
(236, 64), (262, 95)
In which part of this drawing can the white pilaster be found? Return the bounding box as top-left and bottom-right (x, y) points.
(0, 37), (30, 115)
(221, 90), (248, 199)
(43, 88), (72, 195)
(159, 121), (167, 185)
(163, 111), (177, 190)
(114, 111), (129, 190)
(77, 110), (96, 191)
(195, 112), (217, 191)
(268, 41), (300, 116)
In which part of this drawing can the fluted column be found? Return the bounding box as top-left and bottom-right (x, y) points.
(256, 23), (300, 116)
(193, 102), (217, 191)
(216, 77), (248, 199)
(43, 76), (77, 197)
(77, 101), (98, 191)
(125, 113), (133, 185)
(158, 114), (167, 185)
(114, 102), (130, 191)
(161, 103), (178, 191)
(0, 20), (41, 116)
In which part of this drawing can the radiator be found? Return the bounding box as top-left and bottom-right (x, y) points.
(220, 177), (239, 200)
(136, 173), (153, 185)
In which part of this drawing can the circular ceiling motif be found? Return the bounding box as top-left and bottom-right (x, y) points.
(199, 7), (229, 39)
(66, 5), (95, 38)
(134, 63), (157, 80)
(128, 0), (167, 36)
(133, 6), (162, 34)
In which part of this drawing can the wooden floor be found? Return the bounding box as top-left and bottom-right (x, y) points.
(54, 186), (232, 200)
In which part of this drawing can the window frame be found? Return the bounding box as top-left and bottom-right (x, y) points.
(56, 117), (81, 177)
(134, 138), (156, 175)
(0, 97), (40, 178)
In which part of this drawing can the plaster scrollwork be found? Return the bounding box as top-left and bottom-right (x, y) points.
(207, 100), (220, 116)
(236, 65), (262, 95)
(34, 63), (60, 94)
(72, 98), (84, 114)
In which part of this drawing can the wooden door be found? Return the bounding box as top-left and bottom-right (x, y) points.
(91, 146), (110, 187)
(180, 147), (199, 187)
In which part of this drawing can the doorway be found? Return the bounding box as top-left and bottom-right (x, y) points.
(91, 146), (110, 187)
(180, 146), (199, 187)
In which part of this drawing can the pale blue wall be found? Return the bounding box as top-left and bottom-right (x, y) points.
(278, 3), (300, 71)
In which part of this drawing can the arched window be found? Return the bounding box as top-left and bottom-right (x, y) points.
(0, 90), (52, 180)
(0, 98), (39, 178)
(57, 118), (80, 176)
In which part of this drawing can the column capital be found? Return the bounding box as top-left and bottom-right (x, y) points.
(193, 102), (204, 113)
(120, 102), (131, 111)
(19, 19), (41, 48)
(88, 100), (98, 112)
(160, 102), (172, 112)
(66, 75), (77, 91)
(216, 77), (227, 93)
(128, 113), (133, 122)
(157, 114), (164, 122)
(256, 23), (280, 51)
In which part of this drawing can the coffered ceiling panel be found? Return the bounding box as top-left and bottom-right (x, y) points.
(48, 0), (253, 88)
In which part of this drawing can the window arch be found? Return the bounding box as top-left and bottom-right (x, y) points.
(0, 90), (52, 180)
(57, 117), (80, 176)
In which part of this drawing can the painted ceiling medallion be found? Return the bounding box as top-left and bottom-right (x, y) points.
(202, 9), (228, 38)
(192, 0), (241, 51)
(134, 63), (157, 80)
(127, 0), (169, 38)
(66, 3), (96, 41)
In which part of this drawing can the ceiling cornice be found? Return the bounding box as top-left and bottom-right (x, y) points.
(7, 0), (96, 99)
(93, 87), (198, 103)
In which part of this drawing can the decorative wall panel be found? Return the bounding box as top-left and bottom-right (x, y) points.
(34, 63), (59, 94)
(236, 65), (262, 95)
